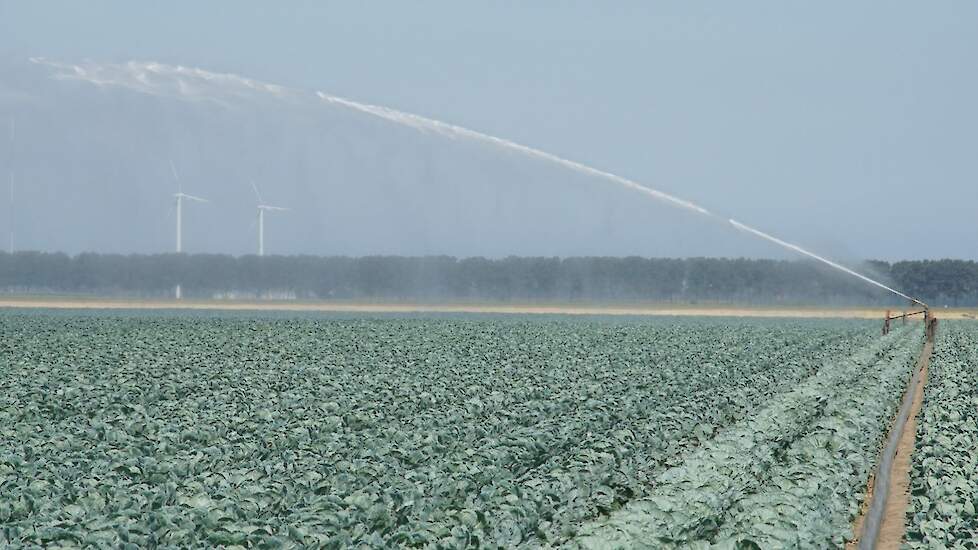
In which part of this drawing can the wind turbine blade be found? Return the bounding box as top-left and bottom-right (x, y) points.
(183, 194), (208, 203)
(263, 205), (289, 211)
(169, 159), (183, 193)
(250, 180), (263, 203)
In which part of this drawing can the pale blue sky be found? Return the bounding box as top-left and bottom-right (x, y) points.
(1, 2), (976, 259)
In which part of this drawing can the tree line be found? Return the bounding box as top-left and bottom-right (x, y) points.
(1, 252), (976, 306)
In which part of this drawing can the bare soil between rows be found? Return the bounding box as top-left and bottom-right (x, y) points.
(849, 341), (932, 549)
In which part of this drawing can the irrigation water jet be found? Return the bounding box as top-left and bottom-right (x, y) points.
(729, 219), (926, 306)
(315, 93), (712, 217)
(315, 91), (924, 306)
(33, 58), (927, 306)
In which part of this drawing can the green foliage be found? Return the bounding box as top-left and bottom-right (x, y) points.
(573, 325), (921, 548)
(0, 313), (891, 547)
(907, 322), (978, 547)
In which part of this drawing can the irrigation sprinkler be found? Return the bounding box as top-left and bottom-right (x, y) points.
(881, 299), (936, 343)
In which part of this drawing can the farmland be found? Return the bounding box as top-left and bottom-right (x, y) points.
(907, 321), (978, 546)
(0, 312), (922, 547)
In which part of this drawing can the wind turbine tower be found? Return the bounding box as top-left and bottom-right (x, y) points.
(169, 161), (207, 298)
(7, 171), (12, 255)
(174, 189), (208, 253)
(8, 119), (14, 255)
(170, 161), (208, 253)
(251, 181), (288, 256)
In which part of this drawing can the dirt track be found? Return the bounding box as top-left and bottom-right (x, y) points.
(849, 341), (932, 549)
(877, 347), (928, 549)
(2, 297), (976, 319)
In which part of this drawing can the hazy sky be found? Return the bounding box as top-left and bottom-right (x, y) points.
(1, 2), (976, 260)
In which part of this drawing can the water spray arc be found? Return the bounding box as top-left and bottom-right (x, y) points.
(35, 58), (926, 306)
(313, 91), (923, 307)
(729, 219), (927, 307)
(315, 93), (711, 218)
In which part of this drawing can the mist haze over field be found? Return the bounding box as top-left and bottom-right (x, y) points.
(0, 57), (749, 259)
(0, 2), (976, 263)
(4, 7), (978, 549)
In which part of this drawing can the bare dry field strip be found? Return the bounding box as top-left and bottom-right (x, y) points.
(1, 296), (976, 319)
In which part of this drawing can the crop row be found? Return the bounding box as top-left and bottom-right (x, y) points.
(906, 321), (978, 547)
(573, 324), (922, 548)
(0, 314), (882, 547)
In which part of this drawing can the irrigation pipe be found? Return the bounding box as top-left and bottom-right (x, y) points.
(857, 339), (931, 549)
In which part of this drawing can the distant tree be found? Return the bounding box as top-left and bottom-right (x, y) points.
(1, 252), (975, 306)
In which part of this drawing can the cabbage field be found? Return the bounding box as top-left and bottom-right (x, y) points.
(0, 312), (927, 547)
(907, 321), (978, 547)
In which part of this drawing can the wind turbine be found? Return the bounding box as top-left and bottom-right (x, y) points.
(7, 170), (12, 256)
(7, 118), (14, 255)
(251, 181), (288, 256)
(170, 160), (208, 254)
(169, 160), (207, 299)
